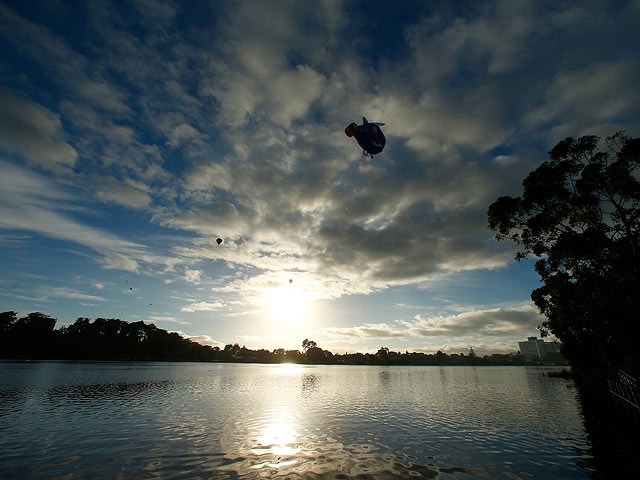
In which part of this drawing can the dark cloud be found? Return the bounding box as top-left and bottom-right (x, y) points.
(0, 90), (77, 171)
(408, 305), (543, 338)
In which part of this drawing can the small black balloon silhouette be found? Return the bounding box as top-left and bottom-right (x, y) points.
(216, 238), (223, 245)
(289, 279), (293, 284)
(130, 287), (133, 290)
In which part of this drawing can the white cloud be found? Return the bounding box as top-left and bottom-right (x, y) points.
(94, 177), (152, 209)
(182, 269), (202, 284)
(0, 160), (145, 272)
(180, 333), (225, 348)
(148, 316), (191, 325)
(99, 252), (140, 272)
(46, 287), (107, 302)
(327, 322), (404, 339)
(181, 301), (224, 312)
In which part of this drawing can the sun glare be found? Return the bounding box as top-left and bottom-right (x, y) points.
(263, 284), (309, 325)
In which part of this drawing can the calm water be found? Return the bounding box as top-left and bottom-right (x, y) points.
(0, 361), (591, 479)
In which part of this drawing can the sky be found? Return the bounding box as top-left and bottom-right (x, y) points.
(1, 0), (639, 356)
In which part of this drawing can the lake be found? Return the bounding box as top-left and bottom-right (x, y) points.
(0, 361), (591, 479)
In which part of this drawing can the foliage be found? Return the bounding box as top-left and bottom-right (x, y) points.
(1, 314), (213, 361)
(488, 132), (640, 375)
(1, 311), (543, 366)
(302, 338), (317, 352)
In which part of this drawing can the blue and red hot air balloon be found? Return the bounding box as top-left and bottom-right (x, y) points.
(345, 117), (386, 159)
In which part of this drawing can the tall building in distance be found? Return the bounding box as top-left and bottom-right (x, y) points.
(518, 337), (561, 361)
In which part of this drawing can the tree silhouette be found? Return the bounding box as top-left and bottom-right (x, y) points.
(302, 338), (317, 353)
(1, 310), (540, 366)
(488, 132), (640, 375)
(0, 311), (17, 333)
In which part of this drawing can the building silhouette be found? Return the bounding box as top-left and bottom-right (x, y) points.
(518, 337), (561, 361)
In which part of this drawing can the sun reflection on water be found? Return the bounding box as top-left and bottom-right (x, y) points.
(252, 409), (301, 458)
(275, 363), (303, 376)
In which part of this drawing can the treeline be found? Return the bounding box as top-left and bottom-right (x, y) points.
(0, 312), (214, 361)
(1, 311), (558, 366)
(216, 342), (538, 366)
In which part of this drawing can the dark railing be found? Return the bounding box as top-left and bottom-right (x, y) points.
(608, 370), (640, 421)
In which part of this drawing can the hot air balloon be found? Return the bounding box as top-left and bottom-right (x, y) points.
(216, 238), (223, 245)
(345, 117), (386, 158)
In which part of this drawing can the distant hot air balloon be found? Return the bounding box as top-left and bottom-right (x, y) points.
(289, 279), (293, 284)
(130, 287), (133, 291)
(216, 238), (223, 245)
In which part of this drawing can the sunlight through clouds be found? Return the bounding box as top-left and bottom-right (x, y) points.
(263, 284), (311, 326)
(1, 0), (638, 352)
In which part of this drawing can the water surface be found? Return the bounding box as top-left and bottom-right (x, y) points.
(0, 361), (590, 479)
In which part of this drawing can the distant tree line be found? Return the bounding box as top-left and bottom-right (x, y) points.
(1, 311), (560, 366)
(0, 312), (214, 361)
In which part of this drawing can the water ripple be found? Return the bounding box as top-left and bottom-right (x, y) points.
(0, 363), (590, 479)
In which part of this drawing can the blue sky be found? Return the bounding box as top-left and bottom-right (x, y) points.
(1, 0), (639, 355)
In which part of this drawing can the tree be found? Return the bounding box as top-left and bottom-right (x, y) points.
(0, 311), (18, 333)
(301, 338), (317, 353)
(14, 312), (57, 335)
(488, 132), (640, 375)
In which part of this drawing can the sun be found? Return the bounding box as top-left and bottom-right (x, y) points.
(263, 284), (309, 325)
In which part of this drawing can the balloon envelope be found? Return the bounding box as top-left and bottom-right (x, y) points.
(346, 119), (386, 156)
(216, 238), (223, 245)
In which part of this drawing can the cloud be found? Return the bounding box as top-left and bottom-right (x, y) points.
(2, 0), (639, 314)
(327, 322), (405, 339)
(99, 252), (140, 272)
(180, 333), (225, 348)
(202, 1), (340, 128)
(148, 316), (191, 325)
(181, 301), (224, 313)
(94, 177), (152, 209)
(182, 269), (202, 284)
(524, 60), (640, 138)
(167, 123), (207, 148)
(46, 287), (107, 302)
(407, 304), (543, 338)
(77, 80), (130, 114)
(0, 160), (145, 272)
(0, 90), (77, 171)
